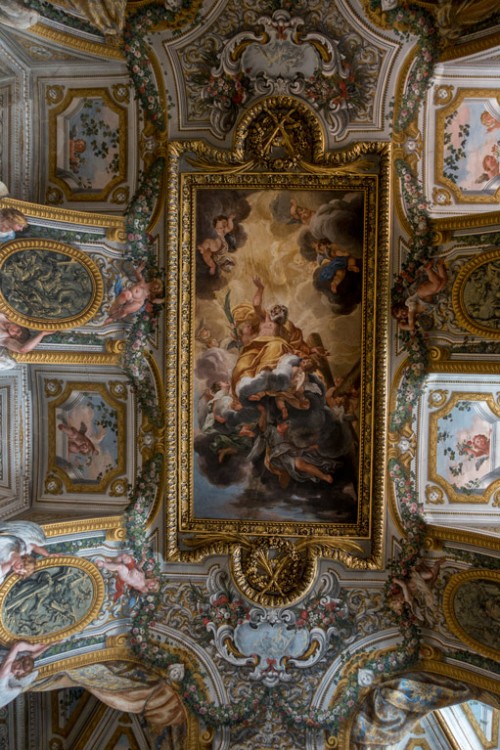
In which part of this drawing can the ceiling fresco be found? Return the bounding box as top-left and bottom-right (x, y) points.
(0, 1), (499, 749)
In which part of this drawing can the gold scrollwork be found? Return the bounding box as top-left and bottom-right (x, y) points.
(230, 536), (318, 606)
(46, 186), (64, 204)
(109, 478), (128, 497)
(45, 473), (63, 495)
(105, 525), (127, 542)
(46, 84), (65, 105)
(425, 485), (445, 505)
(492, 490), (500, 508)
(428, 389), (449, 408)
(388, 422), (417, 470)
(433, 85), (454, 106)
(105, 338), (126, 355)
(111, 83), (130, 103)
(111, 186), (129, 204)
(44, 378), (64, 399)
(109, 381), (128, 400)
(432, 187), (452, 206)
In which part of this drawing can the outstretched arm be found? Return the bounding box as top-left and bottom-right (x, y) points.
(252, 276), (266, 317)
(5, 331), (55, 355)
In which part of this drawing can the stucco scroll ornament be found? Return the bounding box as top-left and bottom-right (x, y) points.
(203, 570), (355, 688)
(206, 9), (350, 138)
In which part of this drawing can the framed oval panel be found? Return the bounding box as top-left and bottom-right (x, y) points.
(443, 569), (500, 661)
(452, 250), (500, 340)
(0, 556), (105, 643)
(0, 239), (104, 330)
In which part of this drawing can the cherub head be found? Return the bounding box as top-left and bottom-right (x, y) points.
(11, 655), (35, 679)
(145, 577), (160, 593)
(391, 303), (409, 323)
(0, 208), (28, 234)
(12, 555), (36, 579)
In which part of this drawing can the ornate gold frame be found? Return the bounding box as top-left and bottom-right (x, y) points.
(428, 391), (500, 505)
(165, 98), (389, 598)
(435, 88), (500, 205)
(47, 86), (128, 203)
(0, 556), (105, 644)
(0, 238), (104, 330)
(443, 569), (500, 662)
(46, 380), (127, 495)
(452, 249), (500, 339)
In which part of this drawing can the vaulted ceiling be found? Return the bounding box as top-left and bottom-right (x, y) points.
(0, 1), (499, 749)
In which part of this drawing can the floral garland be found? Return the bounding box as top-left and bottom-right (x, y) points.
(123, 1), (199, 129)
(121, 158), (165, 422)
(370, 1), (437, 134)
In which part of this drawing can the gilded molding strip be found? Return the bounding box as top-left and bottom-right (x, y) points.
(428, 524), (500, 551)
(417, 657), (500, 695)
(439, 30), (500, 62)
(428, 347), (500, 374)
(43, 515), (123, 537)
(31, 23), (124, 60)
(0, 197), (127, 237)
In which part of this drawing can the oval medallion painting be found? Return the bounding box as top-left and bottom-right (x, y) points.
(0, 557), (104, 643)
(0, 239), (103, 330)
(443, 569), (500, 661)
(452, 250), (500, 339)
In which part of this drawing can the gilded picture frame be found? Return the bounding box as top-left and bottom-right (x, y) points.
(0, 556), (105, 644)
(443, 569), (500, 662)
(165, 99), (389, 587)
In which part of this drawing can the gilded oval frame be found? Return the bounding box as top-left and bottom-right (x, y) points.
(0, 239), (104, 330)
(0, 556), (105, 644)
(443, 568), (500, 662)
(452, 249), (500, 340)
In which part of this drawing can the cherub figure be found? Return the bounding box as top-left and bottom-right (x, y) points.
(96, 552), (160, 600)
(316, 239), (360, 293)
(392, 258), (448, 335)
(480, 110), (500, 133)
(458, 433), (490, 470)
(0, 208), (28, 241)
(389, 558), (446, 622)
(105, 262), (164, 323)
(58, 420), (106, 459)
(197, 214), (237, 275)
(290, 199), (316, 225)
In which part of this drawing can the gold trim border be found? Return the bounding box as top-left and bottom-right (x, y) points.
(0, 556), (105, 644)
(435, 88), (500, 206)
(31, 23), (124, 60)
(0, 197), (127, 240)
(46, 381), (127, 495)
(442, 568), (500, 662)
(165, 126), (389, 574)
(42, 515), (122, 537)
(451, 249), (500, 339)
(0, 239), (104, 330)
